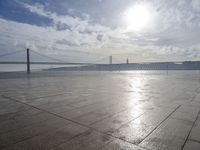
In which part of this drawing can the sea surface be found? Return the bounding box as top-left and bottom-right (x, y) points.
(1, 64), (200, 80)
(0, 64), (81, 72)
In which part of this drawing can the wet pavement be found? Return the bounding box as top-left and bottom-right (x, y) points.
(0, 71), (200, 150)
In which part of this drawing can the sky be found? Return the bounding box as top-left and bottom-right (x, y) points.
(0, 0), (200, 63)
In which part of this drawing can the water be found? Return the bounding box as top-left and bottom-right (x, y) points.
(1, 64), (200, 80)
(0, 64), (82, 72)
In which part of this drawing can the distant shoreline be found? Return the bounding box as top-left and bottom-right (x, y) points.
(47, 62), (200, 71)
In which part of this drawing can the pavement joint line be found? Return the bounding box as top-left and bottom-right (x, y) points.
(48, 127), (147, 150)
(190, 86), (200, 102)
(87, 106), (133, 126)
(181, 110), (200, 150)
(189, 139), (200, 144)
(190, 94), (197, 102)
(90, 111), (145, 133)
(2, 95), (149, 150)
(95, 110), (145, 131)
(47, 130), (99, 150)
(31, 93), (116, 110)
(95, 138), (150, 150)
(40, 98), (132, 123)
(138, 104), (182, 144)
(95, 113), (150, 149)
(0, 103), (43, 121)
(9, 92), (68, 101)
(195, 86), (200, 93)
(37, 97), (121, 114)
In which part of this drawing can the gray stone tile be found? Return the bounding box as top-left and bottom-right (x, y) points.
(43, 105), (76, 114)
(171, 110), (198, 123)
(51, 129), (113, 150)
(178, 104), (200, 115)
(0, 97), (8, 102)
(0, 108), (42, 122)
(3, 123), (88, 150)
(0, 117), (71, 148)
(112, 109), (173, 144)
(0, 112), (55, 134)
(72, 111), (112, 125)
(140, 118), (193, 150)
(91, 107), (144, 133)
(189, 116), (200, 142)
(183, 140), (200, 150)
(0, 101), (31, 115)
(98, 139), (146, 150)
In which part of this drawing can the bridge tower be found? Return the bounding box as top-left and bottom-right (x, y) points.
(109, 56), (112, 65)
(27, 48), (30, 74)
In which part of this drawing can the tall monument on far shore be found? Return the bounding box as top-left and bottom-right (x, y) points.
(109, 56), (112, 64)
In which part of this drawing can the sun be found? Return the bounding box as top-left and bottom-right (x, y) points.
(124, 3), (152, 31)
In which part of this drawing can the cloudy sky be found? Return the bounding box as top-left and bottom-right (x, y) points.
(0, 0), (200, 63)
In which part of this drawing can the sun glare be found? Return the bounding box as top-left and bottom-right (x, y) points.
(124, 3), (152, 31)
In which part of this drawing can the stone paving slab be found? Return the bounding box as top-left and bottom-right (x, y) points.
(183, 140), (200, 150)
(91, 107), (145, 134)
(140, 118), (193, 150)
(189, 115), (200, 142)
(2, 123), (88, 150)
(98, 139), (146, 150)
(0, 112), (55, 134)
(50, 129), (114, 150)
(111, 108), (175, 144)
(0, 72), (200, 150)
(0, 108), (42, 122)
(0, 117), (70, 148)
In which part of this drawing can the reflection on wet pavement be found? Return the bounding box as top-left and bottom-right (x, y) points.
(0, 71), (200, 150)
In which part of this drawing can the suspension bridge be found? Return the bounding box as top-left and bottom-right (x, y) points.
(0, 49), (96, 65)
(1, 49), (200, 73)
(0, 49), (111, 73)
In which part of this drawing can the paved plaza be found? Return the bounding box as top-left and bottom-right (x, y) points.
(0, 71), (200, 150)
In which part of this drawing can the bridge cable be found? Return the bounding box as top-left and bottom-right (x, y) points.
(29, 50), (66, 63)
(0, 50), (25, 58)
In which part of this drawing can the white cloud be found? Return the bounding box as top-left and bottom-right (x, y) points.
(0, 18), (98, 61)
(1, 0), (200, 63)
(21, 2), (111, 33)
